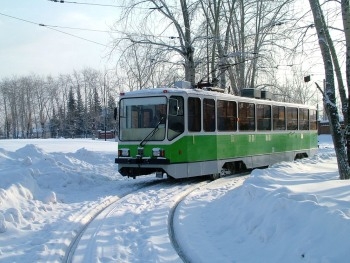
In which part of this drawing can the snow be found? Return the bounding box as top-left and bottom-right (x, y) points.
(0, 135), (349, 262)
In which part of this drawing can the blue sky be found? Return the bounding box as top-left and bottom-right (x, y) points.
(0, 0), (119, 78)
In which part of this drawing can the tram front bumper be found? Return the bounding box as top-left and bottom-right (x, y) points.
(115, 157), (170, 178)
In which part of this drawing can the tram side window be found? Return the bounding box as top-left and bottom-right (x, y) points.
(238, 102), (255, 131)
(273, 106), (286, 130)
(188, 97), (201, 132)
(217, 100), (237, 131)
(310, 109), (318, 130)
(287, 107), (298, 130)
(257, 104), (271, 130)
(203, 98), (215, 131)
(168, 96), (184, 140)
(299, 108), (309, 130)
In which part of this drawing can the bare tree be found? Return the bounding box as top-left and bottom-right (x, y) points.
(3, 78), (20, 138)
(0, 79), (12, 138)
(111, 0), (295, 92)
(112, 0), (199, 85)
(193, 0), (293, 94)
(34, 76), (51, 138)
(120, 45), (154, 90)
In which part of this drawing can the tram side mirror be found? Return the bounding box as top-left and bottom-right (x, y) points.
(169, 98), (179, 116)
(113, 107), (118, 120)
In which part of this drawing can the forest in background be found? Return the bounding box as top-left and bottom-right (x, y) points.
(0, 69), (118, 139)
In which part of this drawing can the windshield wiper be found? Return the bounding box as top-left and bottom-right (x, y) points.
(139, 116), (165, 147)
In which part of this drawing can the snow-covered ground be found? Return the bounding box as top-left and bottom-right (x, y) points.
(0, 135), (349, 262)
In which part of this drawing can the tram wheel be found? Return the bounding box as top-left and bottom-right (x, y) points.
(209, 173), (221, 180)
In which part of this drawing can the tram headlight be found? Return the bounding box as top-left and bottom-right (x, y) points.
(118, 148), (130, 157)
(152, 148), (165, 157)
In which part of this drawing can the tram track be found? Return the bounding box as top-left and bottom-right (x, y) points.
(62, 178), (165, 263)
(168, 172), (250, 263)
(61, 173), (248, 263)
(168, 180), (210, 263)
(61, 177), (207, 262)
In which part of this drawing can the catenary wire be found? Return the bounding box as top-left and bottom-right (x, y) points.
(0, 12), (181, 41)
(0, 12), (109, 47)
(47, 0), (164, 9)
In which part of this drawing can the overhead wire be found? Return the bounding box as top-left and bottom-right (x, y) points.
(0, 12), (181, 43)
(44, 26), (109, 47)
(47, 0), (164, 9)
(48, 0), (125, 8)
(45, 0), (178, 40)
(0, 12), (38, 26)
(43, 24), (116, 33)
(0, 12), (109, 47)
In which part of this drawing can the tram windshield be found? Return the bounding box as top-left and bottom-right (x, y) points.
(119, 96), (167, 141)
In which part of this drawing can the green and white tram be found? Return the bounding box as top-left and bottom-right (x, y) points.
(115, 82), (318, 179)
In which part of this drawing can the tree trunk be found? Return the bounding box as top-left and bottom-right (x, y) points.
(341, 0), (350, 166)
(309, 0), (350, 179)
(180, 0), (196, 85)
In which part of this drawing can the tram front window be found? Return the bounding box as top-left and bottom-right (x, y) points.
(119, 97), (167, 141)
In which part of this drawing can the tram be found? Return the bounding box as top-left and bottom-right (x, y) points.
(115, 81), (318, 179)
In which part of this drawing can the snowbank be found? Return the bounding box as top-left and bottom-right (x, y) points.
(1, 135), (349, 262)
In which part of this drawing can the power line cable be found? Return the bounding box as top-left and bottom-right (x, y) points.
(48, 0), (124, 8)
(0, 12), (108, 47)
(47, 0), (160, 9)
(44, 26), (108, 47)
(43, 24), (115, 33)
(0, 12), (179, 39)
(0, 12), (38, 26)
